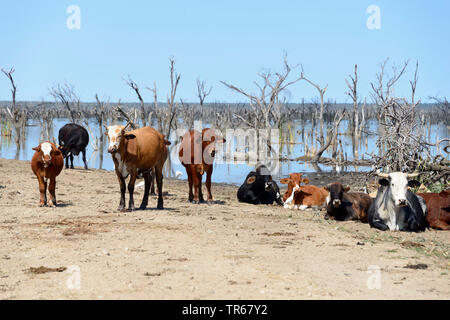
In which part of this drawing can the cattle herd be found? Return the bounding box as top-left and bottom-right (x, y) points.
(30, 122), (450, 232)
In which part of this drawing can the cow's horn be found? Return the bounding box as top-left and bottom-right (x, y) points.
(407, 172), (419, 178)
(376, 172), (389, 178)
(124, 122), (132, 130)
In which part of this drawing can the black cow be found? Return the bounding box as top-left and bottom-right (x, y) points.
(368, 172), (426, 232)
(237, 165), (283, 205)
(58, 123), (89, 169)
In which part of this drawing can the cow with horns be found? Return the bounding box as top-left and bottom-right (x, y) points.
(368, 172), (427, 232)
(105, 123), (170, 211)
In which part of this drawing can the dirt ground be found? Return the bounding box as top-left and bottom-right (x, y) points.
(0, 158), (448, 300)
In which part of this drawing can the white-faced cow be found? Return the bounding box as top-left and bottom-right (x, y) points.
(58, 123), (89, 169)
(105, 124), (170, 211)
(368, 172), (426, 232)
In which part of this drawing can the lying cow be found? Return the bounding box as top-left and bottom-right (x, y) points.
(417, 189), (450, 230)
(280, 173), (328, 209)
(368, 172), (426, 232)
(105, 124), (170, 211)
(178, 128), (225, 203)
(237, 165), (283, 205)
(324, 182), (372, 222)
(31, 142), (64, 207)
(58, 123), (89, 169)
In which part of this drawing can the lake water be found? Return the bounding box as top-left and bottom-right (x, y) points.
(0, 118), (447, 185)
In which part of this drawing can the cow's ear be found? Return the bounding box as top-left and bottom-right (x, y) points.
(124, 133), (136, 140)
(439, 189), (450, 197)
(302, 178), (310, 185)
(408, 179), (420, 188)
(52, 149), (61, 156)
(32, 145), (41, 152)
(279, 178), (290, 184)
(324, 185), (330, 191)
(246, 176), (256, 184)
(378, 178), (389, 186)
(344, 186), (351, 192)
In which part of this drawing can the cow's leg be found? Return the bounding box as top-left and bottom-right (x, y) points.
(127, 172), (137, 211)
(65, 156), (69, 169)
(150, 168), (156, 195)
(117, 175), (126, 211)
(69, 154), (74, 169)
(48, 177), (57, 207)
(196, 173), (205, 203)
(82, 148), (88, 170)
(205, 166), (213, 202)
(139, 171), (151, 210)
(37, 175), (47, 206)
(155, 165), (164, 209)
(187, 168), (194, 202)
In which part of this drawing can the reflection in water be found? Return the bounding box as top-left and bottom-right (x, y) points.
(0, 118), (448, 185)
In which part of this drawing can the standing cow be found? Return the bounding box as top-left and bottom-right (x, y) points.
(324, 182), (372, 222)
(58, 123), (89, 169)
(31, 142), (64, 207)
(368, 172), (426, 232)
(237, 165), (283, 205)
(178, 128), (225, 203)
(105, 124), (170, 211)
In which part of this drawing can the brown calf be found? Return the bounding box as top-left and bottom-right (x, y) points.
(30, 142), (64, 207)
(280, 173), (328, 209)
(178, 128), (225, 203)
(106, 125), (170, 211)
(417, 189), (450, 230)
(324, 182), (372, 222)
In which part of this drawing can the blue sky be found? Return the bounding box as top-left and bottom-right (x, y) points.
(0, 0), (449, 103)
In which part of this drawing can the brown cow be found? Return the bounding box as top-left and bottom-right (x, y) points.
(178, 128), (225, 203)
(106, 124), (170, 211)
(324, 182), (372, 222)
(31, 142), (64, 207)
(280, 173), (328, 209)
(417, 189), (450, 230)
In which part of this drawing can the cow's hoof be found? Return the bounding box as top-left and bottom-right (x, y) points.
(127, 206), (135, 212)
(39, 203), (46, 207)
(48, 202), (56, 208)
(139, 204), (147, 210)
(191, 200), (199, 204)
(117, 206), (125, 211)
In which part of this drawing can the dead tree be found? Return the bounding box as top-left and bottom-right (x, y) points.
(124, 76), (146, 127)
(370, 60), (449, 178)
(93, 94), (107, 145)
(300, 68), (328, 146)
(299, 69), (345, 162)
(1, 67), (27, 144)
(164, 57), (180, 138)
(345, 64), (366, 159)
(196, 78), (212, 107)
(221, 54), (302, 130)
(49, 82), (82, 123)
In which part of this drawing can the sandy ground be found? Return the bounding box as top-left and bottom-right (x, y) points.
(0, 158), (448, 300)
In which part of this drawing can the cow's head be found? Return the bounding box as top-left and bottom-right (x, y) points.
(324, 182), (350, 208)
(280, 173), (310, 200)
(33, 142), (60, 168)
(201, 128), (226, 164)
(105, 125), (134, 153)
(378, 172), (420, 207)
(58, 141), (71, 158)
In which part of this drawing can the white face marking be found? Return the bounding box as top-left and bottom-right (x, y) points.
(388, 172), (409, 207)
(41, 142), (52, 156)
(283, 182), (301, 208)
(106, 125), (124, 151)
(326, 193), (331, 205)
(299, 205), (308, 210)
(113, 153), (128, 178)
